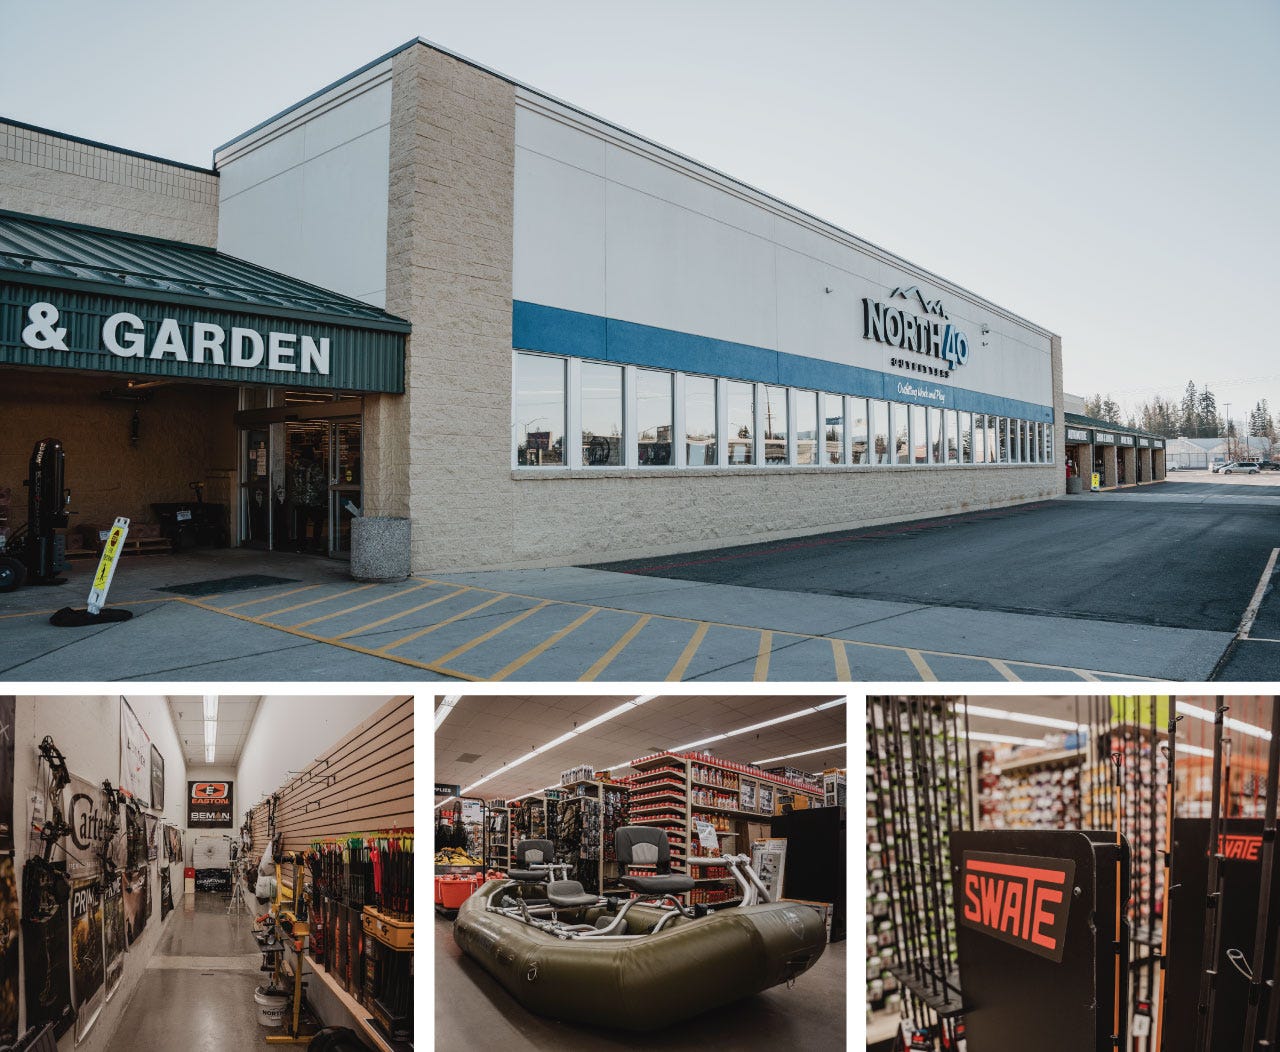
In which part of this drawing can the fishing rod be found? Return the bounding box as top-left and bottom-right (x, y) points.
(1112, 710), (1126, 1052)
(1241, 696), (1280, 1049)
(1150, 697), (1179, 1052)
(1135, 695), (1159, 1051)
(1193, 698), (1229, 1052)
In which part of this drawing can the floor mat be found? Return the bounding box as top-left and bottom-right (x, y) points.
(157, 574), (299, 597)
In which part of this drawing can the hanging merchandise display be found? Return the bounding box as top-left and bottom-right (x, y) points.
(22, 735), (76, 1039)
(70, 877), (105, 1043)
(0, 695), (14, 855)
(124, 797), (147, 870)
(0, 857), (18, 1047)
(144, 812), (159, 863)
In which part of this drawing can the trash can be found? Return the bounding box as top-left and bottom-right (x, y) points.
(1065, 476), (1083, 494)
(350, 516), (411, 582)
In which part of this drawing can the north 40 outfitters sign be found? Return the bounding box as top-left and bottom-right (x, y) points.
(187, 781), (233, 829)
(958, 850), (1076, 963)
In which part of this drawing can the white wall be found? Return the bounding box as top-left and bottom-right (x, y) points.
(513, 93), (1054, 411)
(234, 696), (390, 819)
(11, 695), (187, 1052)
(214, 60), (393, 307)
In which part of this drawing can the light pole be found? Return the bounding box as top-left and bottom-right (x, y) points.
(1223, 402), (1232, 462)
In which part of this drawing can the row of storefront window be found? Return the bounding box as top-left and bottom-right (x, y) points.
(513, 352), (1054, 469)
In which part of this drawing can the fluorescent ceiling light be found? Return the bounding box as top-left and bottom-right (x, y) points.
(460, 695), (657, 795)
(1179, 702), (1271, 741)
(204, 743), (215, 763)
(665, 733), (728, 752)
(815, 699), (846, 711)
(435, 696), (460, 731)
(753, 743), (847, 765)
(203, 695), (218, 721)
(958, 703), (1083, 732)
(967, 731), (1049, 748)
(668, 698), (848, 753)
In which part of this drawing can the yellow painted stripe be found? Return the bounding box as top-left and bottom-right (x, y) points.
(1077, 668), (1101, 682)
(175, 598), (484, 680)
(832, 638), (851, 680)
(905, 648), (937, 681)
(378, 593), (508, 653)
(491, 607), (599, 680)
(667, 622), (710, 681)
(989, 658), (1020, 682)
(222, 584), (320, 611)
(429, 601), (554, 666)
(579, 615), (652, 681)
(333, 586), (471, 640)
(754, 631), (773, 681)
(260, 583), (376, 619)
(294, 580), (430, 628)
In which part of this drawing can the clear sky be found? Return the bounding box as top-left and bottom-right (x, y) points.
(3, 1), (1276, 425)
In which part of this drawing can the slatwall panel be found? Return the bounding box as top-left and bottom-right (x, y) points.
(248, 799), (270, 870)
(273, 696), (413, 853)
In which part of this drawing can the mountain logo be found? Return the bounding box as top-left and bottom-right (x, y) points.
(890, 286), (948, 319)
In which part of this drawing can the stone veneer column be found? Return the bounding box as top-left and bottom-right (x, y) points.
(365, 44), (517, 573)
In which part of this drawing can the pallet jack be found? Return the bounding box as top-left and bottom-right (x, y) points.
(0, 439), (71, 592)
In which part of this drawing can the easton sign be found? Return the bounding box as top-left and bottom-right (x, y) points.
(959, 851), (1075, 963)
(187, 780), (233, 828)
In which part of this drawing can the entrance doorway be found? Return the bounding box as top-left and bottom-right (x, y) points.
(236, 397), (362, 559)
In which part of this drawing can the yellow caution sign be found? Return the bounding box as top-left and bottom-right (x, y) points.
(1090, 472), (1101, 492)
(87, 516), (130, 615)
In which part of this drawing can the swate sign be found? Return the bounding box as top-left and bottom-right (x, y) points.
(1216, 834), (1263, 861)
(959, 851), (1075, 963)
(20, 301), (331, 376)
(187, 781), (233, 828)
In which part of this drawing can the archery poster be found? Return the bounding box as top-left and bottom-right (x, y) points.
(163, 825), (182, 864)
(144, 813), (158, 863)
(66, 775), (109, 881)
(119, 698), (149, 803)
(159, 866), (173, 919)
(101, 873), (124, 1000)
(22, 865), (75, 1039)
(71, 878), (105, 1043)
(0, 858), (18, 1046)
(0, 696), (13, 855)
(123, 867), (147, 946)
(125, 802), (146, 870)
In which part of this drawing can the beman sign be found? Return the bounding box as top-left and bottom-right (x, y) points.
(188, 780), (233, 829)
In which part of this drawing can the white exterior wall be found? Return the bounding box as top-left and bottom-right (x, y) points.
(234, 695), (389, 819)
(11, 695), (188, 1052)
(214, 62), (394, 307)
(513, 92), (1054, 414)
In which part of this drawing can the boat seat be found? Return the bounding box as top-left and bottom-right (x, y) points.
(619, 873), (695, 895)
(614, 825), (695, 896)
(508, 838), (554, 883)
(547, 880), (598, 909)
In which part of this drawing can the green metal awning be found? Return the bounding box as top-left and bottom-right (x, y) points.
(0, 209), (408, 392)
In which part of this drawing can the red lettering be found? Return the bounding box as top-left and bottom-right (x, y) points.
(999, 881), (1023, 938)
(980, 876), (1004, 928)
(964, 874), (980, 922)
(1030, 886), (1063, 950)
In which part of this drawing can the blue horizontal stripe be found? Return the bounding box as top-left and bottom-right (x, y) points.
(513, 300), (1053, 423)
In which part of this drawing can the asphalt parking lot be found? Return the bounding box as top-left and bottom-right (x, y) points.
(0, 475), (1275, 681)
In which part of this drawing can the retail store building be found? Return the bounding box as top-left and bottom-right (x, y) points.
(3, 38), (1065, 573)
(1062, 412), (1167, 489)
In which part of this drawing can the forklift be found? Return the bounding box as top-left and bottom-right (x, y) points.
(0, 438), (72, 592)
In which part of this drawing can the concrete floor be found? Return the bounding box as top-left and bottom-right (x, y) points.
(102, 892), (276, 1051)
(434, 913), (847, 1052)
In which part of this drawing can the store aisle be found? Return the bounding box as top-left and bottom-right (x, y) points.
(102, 891), (271, 1051)
(434, 913), (846, 1052)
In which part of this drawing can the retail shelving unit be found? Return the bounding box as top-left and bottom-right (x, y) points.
(485, 803), (509, 871)
(553, 777), (632, 894)
(978, 748), (1084, 830)
(629, 750), (823, 905)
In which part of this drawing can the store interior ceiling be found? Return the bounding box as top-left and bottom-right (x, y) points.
(952, 695), (1273, 751)
(434, 694), (847, 803)
(167, 694), (261, 766)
